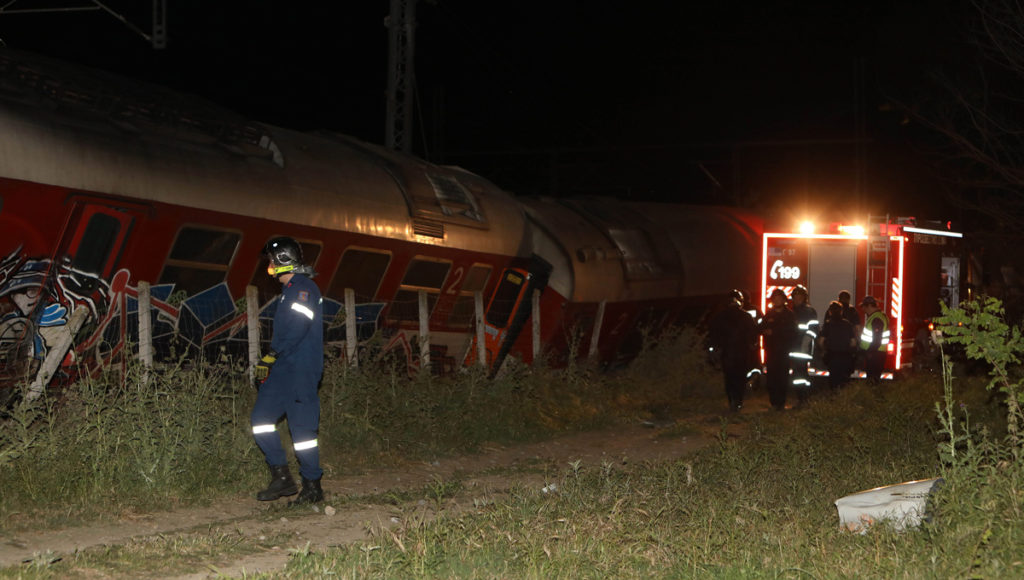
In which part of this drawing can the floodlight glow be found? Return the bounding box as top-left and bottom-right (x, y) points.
(838, 224), (865, 236)
(799, 221), (815, 235)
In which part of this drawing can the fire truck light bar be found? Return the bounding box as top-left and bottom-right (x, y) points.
(902, 227), (963, 238)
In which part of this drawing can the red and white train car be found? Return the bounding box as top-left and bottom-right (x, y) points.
(0, 49), (762, 392)
(761, 217), (965, 376)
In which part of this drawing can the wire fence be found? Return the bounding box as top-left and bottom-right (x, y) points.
(128, 284), (502, 378)
(20, 279), (583, 401)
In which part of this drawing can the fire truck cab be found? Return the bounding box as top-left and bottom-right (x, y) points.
(760, 216), (964, 378)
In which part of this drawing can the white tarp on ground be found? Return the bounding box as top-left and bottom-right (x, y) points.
(834, 477), (943, 534)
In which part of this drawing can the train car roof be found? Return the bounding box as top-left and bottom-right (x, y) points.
(0, 49), (526, 257)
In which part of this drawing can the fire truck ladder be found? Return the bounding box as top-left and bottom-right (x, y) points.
(865, 214), (890, 304)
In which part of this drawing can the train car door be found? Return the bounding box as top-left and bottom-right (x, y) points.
(462, 267), (530, 371)
(57, 198), (140, 292)
(466, 256), (552, 376)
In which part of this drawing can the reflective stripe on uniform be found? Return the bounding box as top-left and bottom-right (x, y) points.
(860, 328), (891, 344)
(293, 439), (318, 451)
(860, 311), (890, 351)
(253, 424), (276, 434)
(291, 302), (315, 320)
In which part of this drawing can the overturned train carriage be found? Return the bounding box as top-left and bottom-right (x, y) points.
(0, 49), (762, 392)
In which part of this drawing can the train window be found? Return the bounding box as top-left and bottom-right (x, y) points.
(446, 264), (492, 328)
(71, 213), (120, 275)
(249, 240), (323, 306)
(327, 248), (391, 302)
(159, 226), (241, 297)
(486, 269), (526, 328)
(388, 257), (451, 323)
(426, 174), (483, 222)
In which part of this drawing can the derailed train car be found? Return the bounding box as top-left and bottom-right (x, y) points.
(0, 49), (762, 393)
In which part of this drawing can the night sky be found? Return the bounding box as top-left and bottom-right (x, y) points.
(0, 1), (978, 224)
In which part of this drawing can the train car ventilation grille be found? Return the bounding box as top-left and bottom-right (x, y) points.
(413, 219), (445, 238)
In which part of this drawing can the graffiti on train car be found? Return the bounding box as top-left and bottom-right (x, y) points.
(0, 246), (386, 386)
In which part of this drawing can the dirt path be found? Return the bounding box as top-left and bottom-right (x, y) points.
(0, 392), (772, 578)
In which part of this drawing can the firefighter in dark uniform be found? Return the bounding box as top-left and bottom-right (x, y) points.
(837, 290), (861, 329)
(707, 290), (760, 412)
(789, 285), (818, 407)
(858, 295), (890, 382)
(252, 237), (325, 504)
(819, 301), (857, 390)
(760, 288), (798, 411)
(738, 289), (765, 389)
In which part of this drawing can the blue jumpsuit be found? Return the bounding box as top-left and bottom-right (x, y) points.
(251, 273), (324, 480)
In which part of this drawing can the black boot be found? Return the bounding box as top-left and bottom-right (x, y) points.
(288, 476), (324, 505)
(257, 464), (298, 501)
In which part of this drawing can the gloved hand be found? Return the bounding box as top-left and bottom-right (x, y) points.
(254, 353), (277, 382)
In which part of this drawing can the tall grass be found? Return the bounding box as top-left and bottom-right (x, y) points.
(0, 360), (260, 528)
(266, 299), (1024, 578)
(0, 326), (712, 531)
(3, 306), (1024, 577)
(283, 373), (1022, 578)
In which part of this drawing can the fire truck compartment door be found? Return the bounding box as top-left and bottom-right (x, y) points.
(809, 243), (858, 319)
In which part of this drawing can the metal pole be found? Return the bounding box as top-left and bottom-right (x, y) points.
(385, 0), (417, 152)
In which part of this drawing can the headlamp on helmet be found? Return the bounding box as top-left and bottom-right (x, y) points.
(263, 236), (304, 278)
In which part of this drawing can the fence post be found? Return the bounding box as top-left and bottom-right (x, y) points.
(418, 289), (430, 370)
(589, 299), (606, 360)
(474, 291), (486, 368)
(246, 285), (260, 381)
(26, 307), (89, 402)
(532, 288), (541, 362)
(345, 287), (358, 367)
(138, 281), (153, 373)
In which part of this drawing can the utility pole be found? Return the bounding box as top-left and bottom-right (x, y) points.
(385, 0), (416, 152)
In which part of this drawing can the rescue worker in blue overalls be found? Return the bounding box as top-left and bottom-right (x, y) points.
(252, 237), (325, 504)
(789, 285), (818, 407)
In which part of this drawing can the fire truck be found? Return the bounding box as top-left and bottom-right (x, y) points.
(760, 216), (965, 377)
